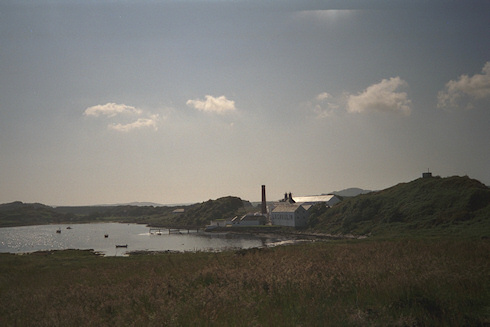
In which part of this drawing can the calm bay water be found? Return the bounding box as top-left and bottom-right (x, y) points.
(0, 223), (280, 256)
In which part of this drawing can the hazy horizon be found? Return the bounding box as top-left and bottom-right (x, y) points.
(1, 185), (366, 206)
(2, 176), (487, 208)
(1, 1), (489, 206)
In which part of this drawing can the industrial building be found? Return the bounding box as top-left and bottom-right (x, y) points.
(292, 194), (341, 207)
(206, 185), (342, 229)
(269, 191), (341, 228)
(270, 204), (308, 227)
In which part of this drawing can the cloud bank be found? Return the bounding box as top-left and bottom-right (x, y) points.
(346, 77), (411, 115)
(186, 95), (236, 114)
(437, 62), (490, 109)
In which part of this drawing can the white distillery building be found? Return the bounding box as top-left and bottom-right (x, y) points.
(270, 204), (308, 227)
(292, 194), (341, 207)
(269, 193), (342, 228)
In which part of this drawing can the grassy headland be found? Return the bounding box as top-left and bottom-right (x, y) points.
(1, 238), (489, 326)
(307, 175), (490, 238)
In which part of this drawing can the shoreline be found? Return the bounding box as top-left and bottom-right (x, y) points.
(204, 226), (367, 240)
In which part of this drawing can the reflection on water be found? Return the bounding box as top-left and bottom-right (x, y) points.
(0, 223), (283, 256)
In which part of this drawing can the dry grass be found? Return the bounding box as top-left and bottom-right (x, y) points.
(0, 238), (489, 326)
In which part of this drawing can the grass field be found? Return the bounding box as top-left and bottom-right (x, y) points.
(1, 237), (489, 326)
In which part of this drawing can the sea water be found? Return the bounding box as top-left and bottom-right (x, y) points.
(0, 223), (277, 256)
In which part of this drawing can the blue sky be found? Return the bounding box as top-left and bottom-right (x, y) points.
(1, 0), (489, 205)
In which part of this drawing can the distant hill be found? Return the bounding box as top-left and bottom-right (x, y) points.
(309, 176), (490, 238)
(0, 201), (50, 211)
(94, 201), (166, 207)
(0, 197), (250, 228)
(118, 201), (163, 206)
(54, 203), (166, 216)
(329, 188), (371, 197)
(54, 201), (165, 208)
(0, 201), (77, 227)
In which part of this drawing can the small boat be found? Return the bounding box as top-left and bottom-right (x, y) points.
(115, 244), (128, 248)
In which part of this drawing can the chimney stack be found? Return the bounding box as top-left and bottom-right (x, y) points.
(261, 185), (267, 214)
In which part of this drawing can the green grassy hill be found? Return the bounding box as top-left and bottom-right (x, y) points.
(308, 176), (490, 238)
(175, 196), (249, 226)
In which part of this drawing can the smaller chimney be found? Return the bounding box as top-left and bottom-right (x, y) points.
(261, 185), (267, 214)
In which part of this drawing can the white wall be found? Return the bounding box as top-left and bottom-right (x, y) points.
(271, 206), (308, 227)
(271, 211), (296, 227)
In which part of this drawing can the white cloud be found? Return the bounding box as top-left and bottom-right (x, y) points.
(109, 115), (159, 132)
(309, 92), (340, 119)
(346, 77), (411, 115)
(186, 95), (236, 114)
(310, 78), (411, 119)
(316, 92), (331, 102)
(84, 102), (161, 132)
(437, 62), (490, 109)
(84, 102), (142, 117)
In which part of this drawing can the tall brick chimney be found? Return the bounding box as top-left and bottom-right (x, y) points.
(261, 185), (267, 214)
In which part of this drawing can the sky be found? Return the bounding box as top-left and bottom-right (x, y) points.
(1, 0), (489, 206)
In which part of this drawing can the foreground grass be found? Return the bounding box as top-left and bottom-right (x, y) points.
(0, 238), (489, 326)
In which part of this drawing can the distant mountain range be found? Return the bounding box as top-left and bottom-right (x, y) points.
(60, 201), (197, 208)
(104, 202), (166, 207)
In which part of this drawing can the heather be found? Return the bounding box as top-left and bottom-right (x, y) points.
(1, 238), (488, 326)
